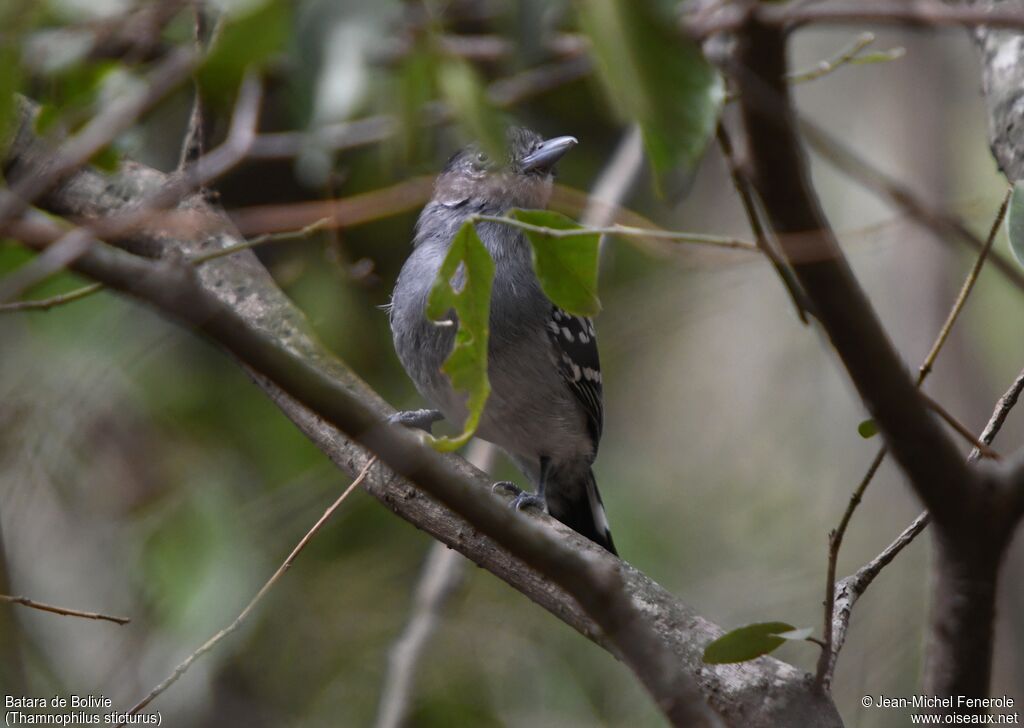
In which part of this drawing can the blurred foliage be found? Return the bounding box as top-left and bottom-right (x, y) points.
(576, 0), (722, 195)
(1, 1), (1023, 727)
(197, 0), (291, 104)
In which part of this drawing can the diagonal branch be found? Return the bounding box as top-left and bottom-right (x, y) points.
(729, 18), (973, 528)
(0, 593), (130, 625)
(1, 111), (843, 728)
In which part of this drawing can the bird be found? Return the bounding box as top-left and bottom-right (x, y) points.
(388, 127), (616, 555)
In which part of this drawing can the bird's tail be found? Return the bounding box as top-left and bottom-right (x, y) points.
(548, 469), (617, 555)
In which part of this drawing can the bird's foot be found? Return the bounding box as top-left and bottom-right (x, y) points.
(388, 409), (443, 433)
(510, 491), (546, 512)
(492, 481), (545, 511)
(492, 481), (520, 496)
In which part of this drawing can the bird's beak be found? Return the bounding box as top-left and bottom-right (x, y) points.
(521, 135), (578, 173)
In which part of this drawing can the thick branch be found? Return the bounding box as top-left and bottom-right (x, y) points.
(3, 116), (841, 728)
(730, 19), (972, 527)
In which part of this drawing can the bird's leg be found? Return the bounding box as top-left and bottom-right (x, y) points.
(508, 456), (549, 512)
(388, 408), (444, 433)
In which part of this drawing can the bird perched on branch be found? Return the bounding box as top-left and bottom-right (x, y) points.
(388, 127), (616, 555)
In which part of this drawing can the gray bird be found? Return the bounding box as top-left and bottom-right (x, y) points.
(388, 127), (616, 554)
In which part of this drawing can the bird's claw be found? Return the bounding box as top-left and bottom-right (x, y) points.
(493, 482), (545, 511)
(388, 409), (443, 434)
(491, 480), (520, 496)
(510, 491), (546, 512)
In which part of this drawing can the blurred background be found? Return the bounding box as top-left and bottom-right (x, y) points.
(1, 1), (1023, 726)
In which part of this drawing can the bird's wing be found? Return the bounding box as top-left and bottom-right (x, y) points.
(546, 307), (603, 447)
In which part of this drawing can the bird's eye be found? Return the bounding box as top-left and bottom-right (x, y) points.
(475, 152), (488, 164)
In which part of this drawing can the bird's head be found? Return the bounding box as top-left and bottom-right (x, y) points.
(432, 127), (578, 212)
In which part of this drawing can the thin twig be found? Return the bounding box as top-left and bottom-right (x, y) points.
(471, 214), (758, 251)
(0, 282), (104, 312)
(922, 393), (1001, 461)
(190, 218), (331, 264)
(723, 32), (903, 104)
(688, 1), (1024, 39)
(786, 33), (884, 85)
(0, 219), (328, 314)
(117, 456), (378, 726)
(716, 122), (810, 322)
(969, 368), (1024, 465)
(815, 188), (1010, 687)
(0, 593), (130, 625)
(918, 188), (1013, 380)
(827, 364), (1024, 683)
(799, 115), (1024, 294)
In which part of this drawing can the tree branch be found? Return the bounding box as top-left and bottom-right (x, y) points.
(730, 17), (972, 528)
(2, 114), (844, 728)
(817, 188), (1010, 687)
(0, 593), (129, 626)
(689, 1), (1024, 39)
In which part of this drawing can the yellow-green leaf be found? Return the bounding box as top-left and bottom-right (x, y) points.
(857, 419), (879, 439)
(511, 209), (601, 317)
(425, 222), (495, 451)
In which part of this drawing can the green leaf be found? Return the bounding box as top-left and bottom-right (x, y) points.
(1007, 180), (1024, 268)
(510, 209), (601, 317)
(436, 58), (505, 160)
(857, 418), (879, 439)
(576, 0), (723, 195)
(703, 622), (801, 664)
(198, 0), (290, 103)
(425, 222), (495, 451)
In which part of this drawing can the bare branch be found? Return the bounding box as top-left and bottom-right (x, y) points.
(0, 593), (130, 626)
(716, 122), (811, 323)
(730, 17), (972, 527)
(2, 115), (842, 728)
(0, 282), (104, 313)
(798, 117), (1024, 294)
(826, 365), (1024, 688)
(689, 1), (1024, 38)
(816, 188), (1009, 686)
